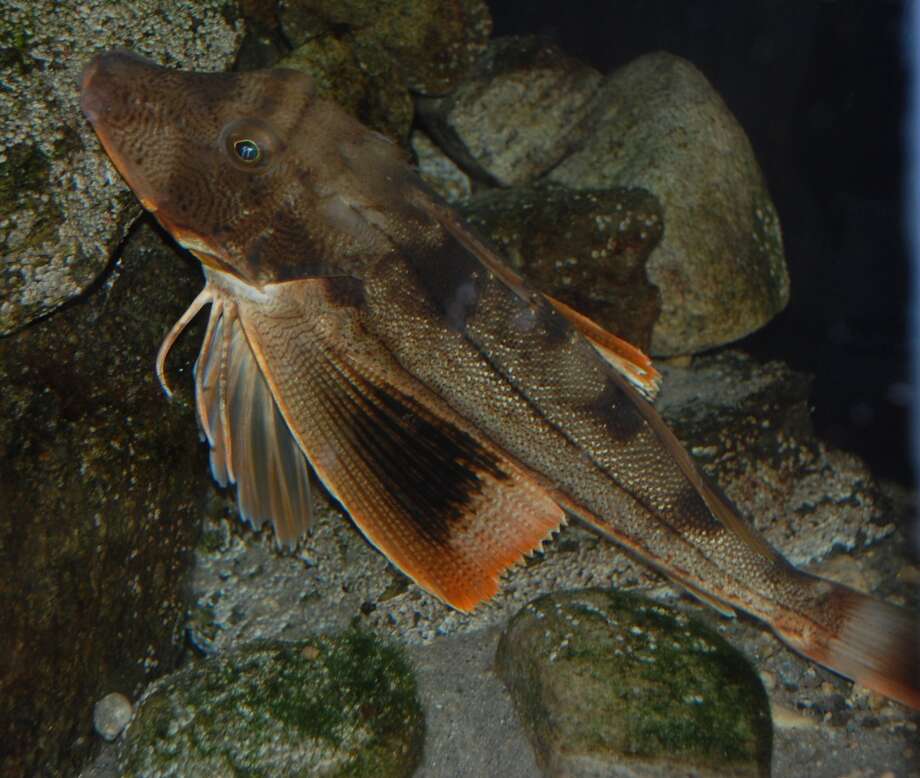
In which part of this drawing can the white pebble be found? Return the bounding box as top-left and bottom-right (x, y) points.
(92, 692), (133, 741)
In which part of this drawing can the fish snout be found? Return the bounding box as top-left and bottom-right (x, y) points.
(79, 49), (160, 126)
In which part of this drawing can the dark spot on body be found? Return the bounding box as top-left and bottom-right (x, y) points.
(671, 482), (722, 533)
(321, 276), (365, 308)
(587, 379), (646, 442)
(402, 232), (483, 331)
(535, 299), (571, 348)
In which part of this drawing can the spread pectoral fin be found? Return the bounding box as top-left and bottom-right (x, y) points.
(233, 275), (565, 612)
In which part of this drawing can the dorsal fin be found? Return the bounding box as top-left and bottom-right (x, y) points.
(411, 193), (661, 400)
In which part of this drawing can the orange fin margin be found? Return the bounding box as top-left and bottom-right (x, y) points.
(236, 276), (566, 611)
(544, 294), (661, 400)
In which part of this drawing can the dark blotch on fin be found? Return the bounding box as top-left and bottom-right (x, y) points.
(340, 378), (507, 544)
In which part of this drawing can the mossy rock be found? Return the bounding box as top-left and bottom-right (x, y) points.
(280, 0), (491, 97)
(119, 633), (424, 778)
(0, 223), (211, 776)
(0, 0), (242, 334)
(496, 589), (772, 778)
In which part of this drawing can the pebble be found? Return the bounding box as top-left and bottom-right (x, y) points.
(92, 692), (133, 741)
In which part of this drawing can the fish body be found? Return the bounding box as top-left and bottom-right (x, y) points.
(81, 51), (918, 708)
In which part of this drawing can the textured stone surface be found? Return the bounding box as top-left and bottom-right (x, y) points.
(549, 52), (789, 355)
(118, 635), (423, 778)
(78, 351), (918, 777)
(657, 352), (894, 566)
(0, 0), (243, 335)
(461, 184), (663, 351)
(0, 224), (211, 777)
(496, 589), (772, 778)
(280, 0), (491, 96)
(412, 130), (472, 204)
(277, 35), (415, 143)
(418, 36), (602, 186)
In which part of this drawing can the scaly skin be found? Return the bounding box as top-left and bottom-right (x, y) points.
(81, 51), (918, 709)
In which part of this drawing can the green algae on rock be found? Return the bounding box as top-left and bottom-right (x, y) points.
(119, 634), (424, 778)
(496, 589), (772, 778)
(461, 184), (663, 352)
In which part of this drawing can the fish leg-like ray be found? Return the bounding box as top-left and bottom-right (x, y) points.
(186, 285), (314, 547)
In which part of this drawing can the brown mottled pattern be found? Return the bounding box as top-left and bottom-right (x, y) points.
(81, 52), (919, 708)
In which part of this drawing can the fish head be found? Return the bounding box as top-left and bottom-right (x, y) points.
(81, 50), (397, 283)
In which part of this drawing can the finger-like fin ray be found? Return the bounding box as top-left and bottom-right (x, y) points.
(190, 286), (313, 547)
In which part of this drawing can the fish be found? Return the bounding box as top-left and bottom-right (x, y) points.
(80, 50), (918, 709)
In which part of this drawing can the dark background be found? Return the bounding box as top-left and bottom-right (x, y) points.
(491, 0), (912, 485)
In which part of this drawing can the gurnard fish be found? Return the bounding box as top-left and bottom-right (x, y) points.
(80, 51), (918, 709)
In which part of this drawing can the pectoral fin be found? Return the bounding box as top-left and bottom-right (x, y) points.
(231, 276), (565, 611)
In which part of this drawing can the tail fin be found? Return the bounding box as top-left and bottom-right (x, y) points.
(771, 573), (919, 709)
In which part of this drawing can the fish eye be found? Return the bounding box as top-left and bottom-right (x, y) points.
(233, 139), (261, 163)
(220, 118), (279, 172)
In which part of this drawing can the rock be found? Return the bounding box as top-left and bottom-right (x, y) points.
(496, 589), (772, 778)
(93, 693), (134, 742)
(280, 0), (491, 97)
(412, 129), (472, 204)
(276, 0), (491, 143)
(657, 351), (894, 566)
(278, 34), (415, 143)
(460, 184), (663, 351)
(0, 0), (243, 335)
(548, 52), (789, 355)
(418, 36), (603, 186)
(0, 224), (211, 776)
(118, 634), (424, 778)
(352, 0), (491, 96)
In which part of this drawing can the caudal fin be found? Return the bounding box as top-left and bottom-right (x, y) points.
(772, 575), (919, 709)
